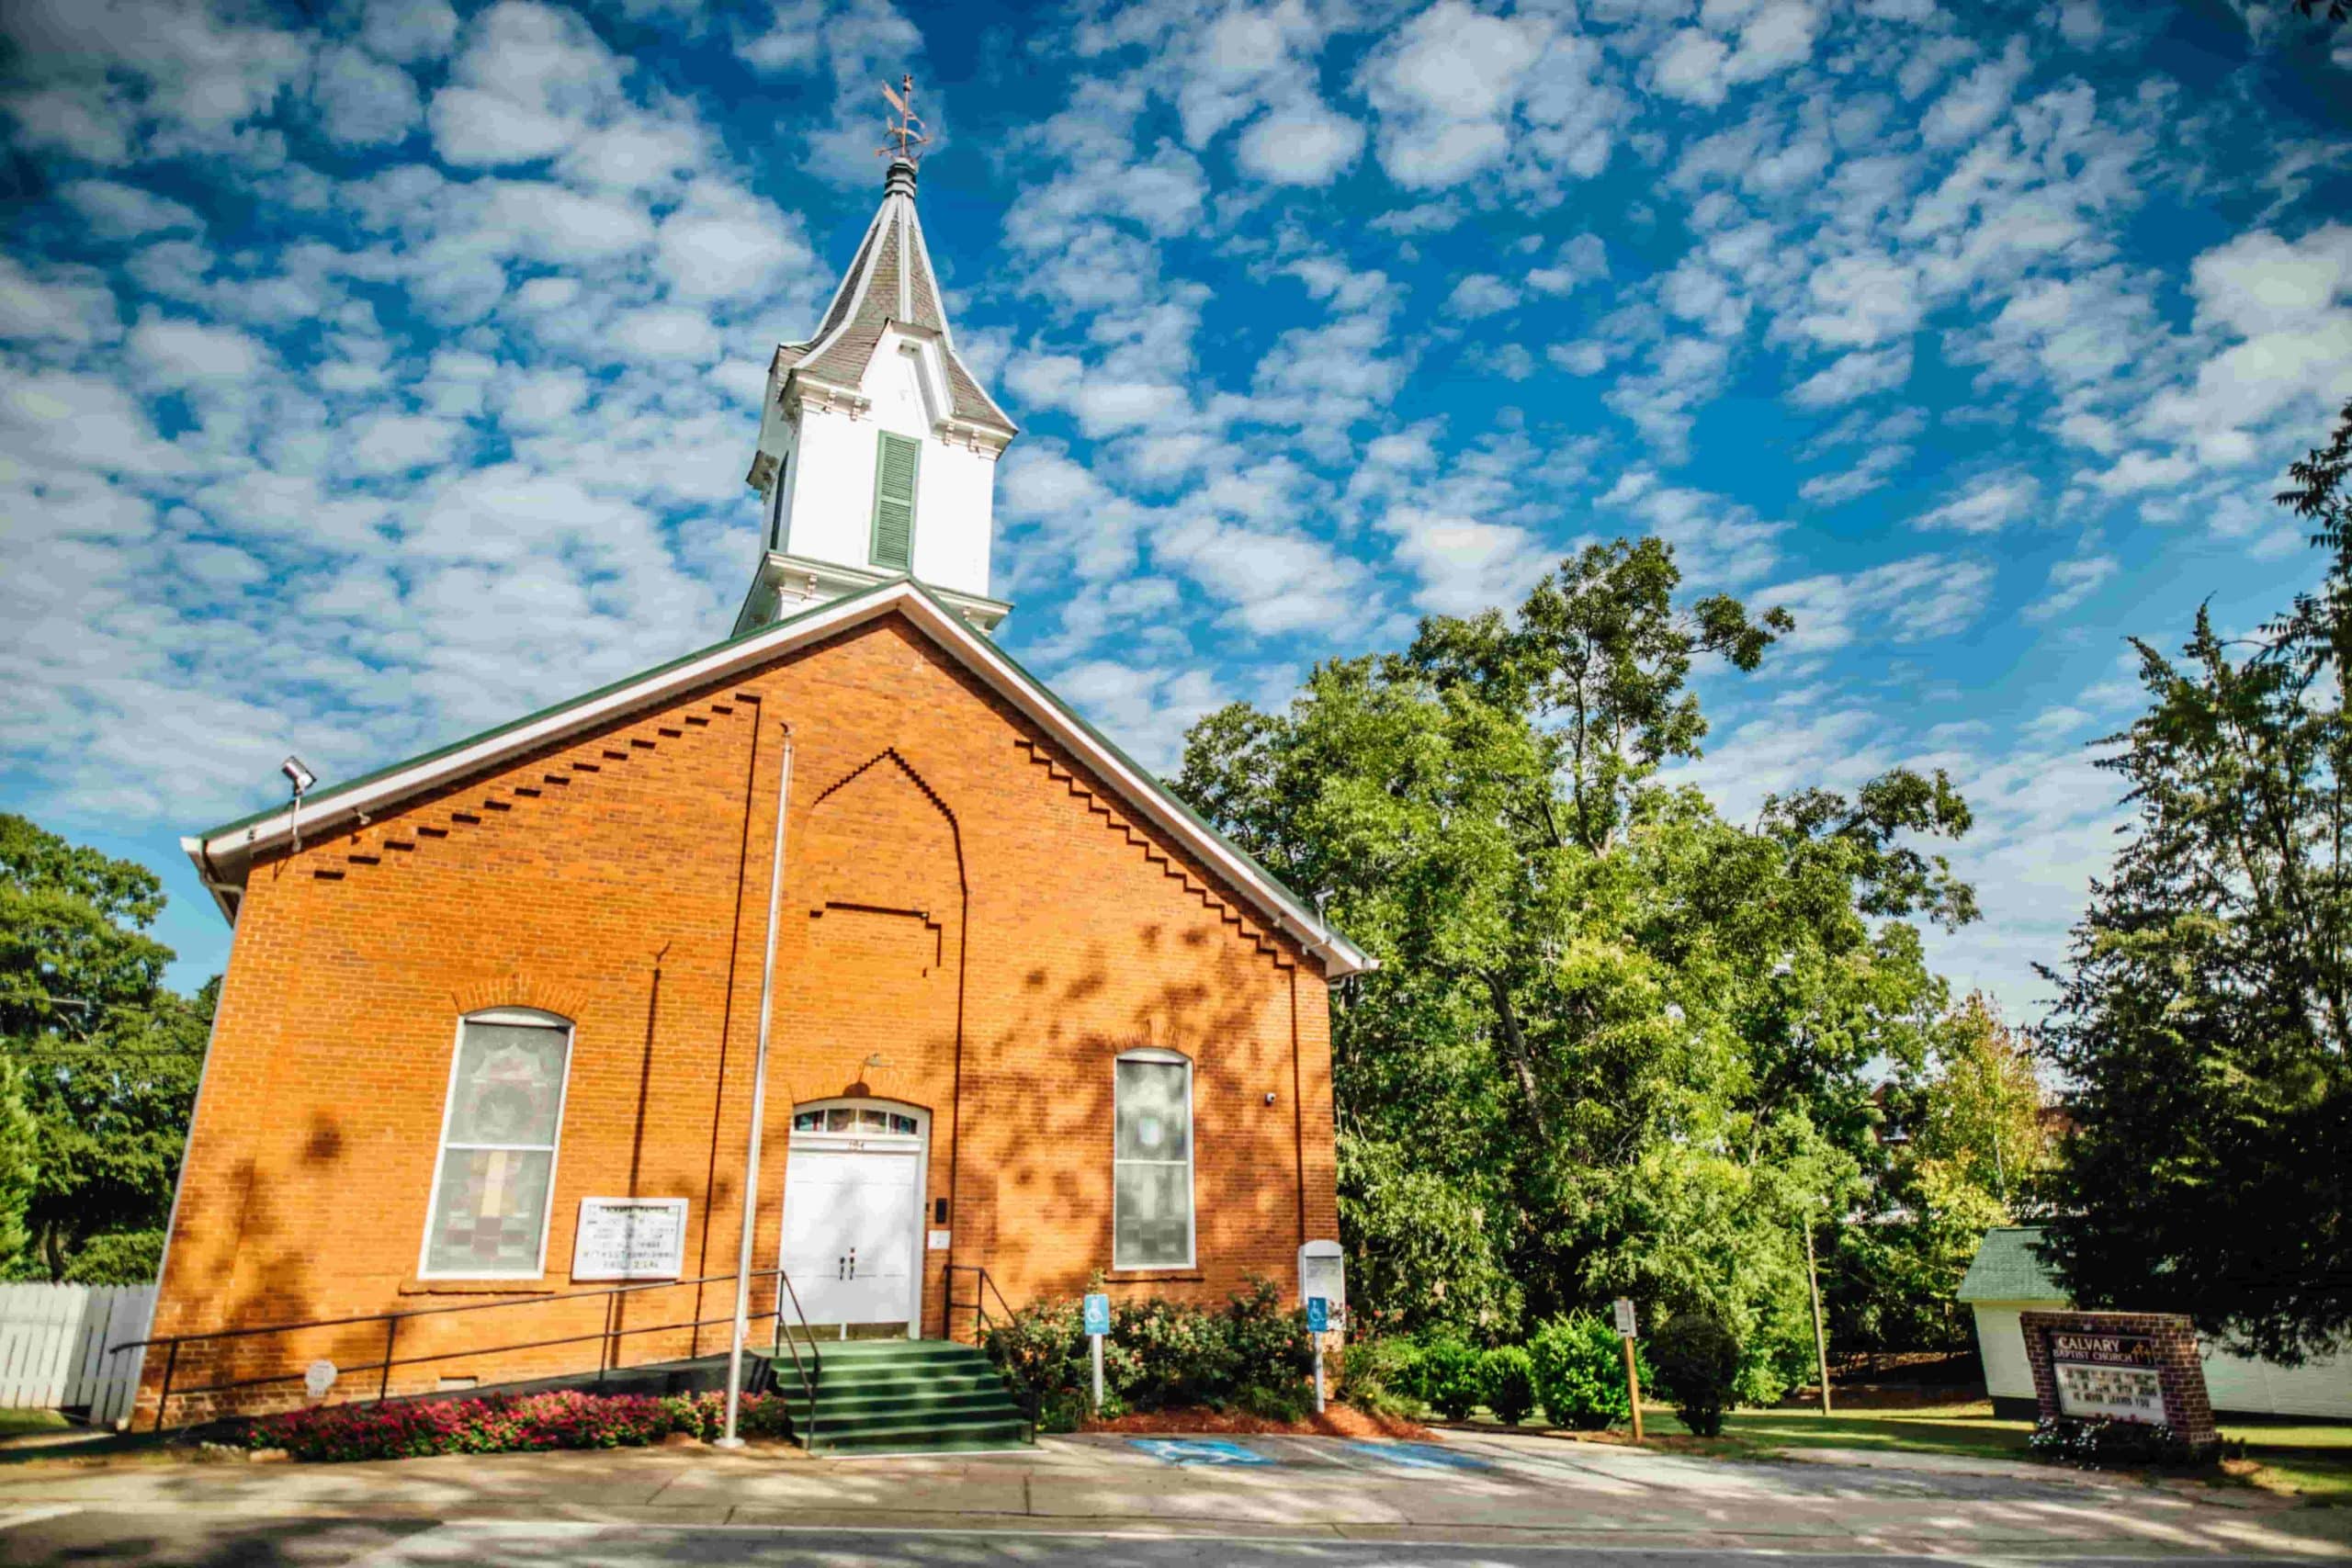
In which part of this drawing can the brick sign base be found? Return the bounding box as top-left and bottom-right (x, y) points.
(2018, 1310), (2217, 1450)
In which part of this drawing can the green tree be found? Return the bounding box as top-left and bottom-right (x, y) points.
(2041, 401), (2352, 1364)
(0, 814), (211, 1282)
(1174, 538), (1974, 1397)
(1836, 995), (2049, 1354)
(0, 1056), (35, 1274)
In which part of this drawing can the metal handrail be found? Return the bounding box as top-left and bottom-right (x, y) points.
(945, 1263), (1035, 1440)
(769, 1269), (821, 1450)
(111, 1267), (792, 1432)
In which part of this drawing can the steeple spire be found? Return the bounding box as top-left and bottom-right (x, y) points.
(737, 80), (1017, 639)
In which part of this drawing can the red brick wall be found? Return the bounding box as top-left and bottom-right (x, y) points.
(141, 613), (1337, 1422)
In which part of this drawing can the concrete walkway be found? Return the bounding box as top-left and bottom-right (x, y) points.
(0, 1430), (2346, 1562)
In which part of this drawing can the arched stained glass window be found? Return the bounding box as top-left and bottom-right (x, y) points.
(420, 1010), (573, 1279)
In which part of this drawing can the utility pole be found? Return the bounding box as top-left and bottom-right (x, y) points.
(1804, 1209), (1831, 1416)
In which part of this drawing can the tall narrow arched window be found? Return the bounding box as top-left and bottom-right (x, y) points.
(1114, 1048), (1193, 1269)
(419, 1009), (574, 1280)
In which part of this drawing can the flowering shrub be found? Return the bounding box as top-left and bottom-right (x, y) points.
(980, 1277), (1313, 1431)
(2028, 1416), (2216, 1471)
(247, 1389), (792, 1462)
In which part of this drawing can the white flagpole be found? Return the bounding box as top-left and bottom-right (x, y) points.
(719, 722), (794, 1450)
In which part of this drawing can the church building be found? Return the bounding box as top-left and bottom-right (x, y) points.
(142, 149), (1366, 1424)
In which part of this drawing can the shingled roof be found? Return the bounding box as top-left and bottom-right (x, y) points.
(1957, 1226), (2069, 1303)
(779, 159), (1013, 435)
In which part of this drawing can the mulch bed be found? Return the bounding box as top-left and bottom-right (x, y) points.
(1079, 1406), (1433, 1440)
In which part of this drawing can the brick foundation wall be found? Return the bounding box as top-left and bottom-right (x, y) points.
(2018, 1310), (2218, 1449)
(141, 613), (1338, 1424)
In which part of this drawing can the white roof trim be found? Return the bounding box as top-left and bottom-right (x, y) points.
(183, 582), (1371, 977)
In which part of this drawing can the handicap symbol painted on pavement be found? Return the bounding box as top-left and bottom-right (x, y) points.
(1129, 1438), (1274, 1467)
(1342, 1440), (1494, 1472)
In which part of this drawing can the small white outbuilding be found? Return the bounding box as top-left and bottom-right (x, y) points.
(1959, 1227), (2352, 1421)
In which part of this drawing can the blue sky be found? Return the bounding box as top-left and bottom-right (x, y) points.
(3, 0), (2349, 1019)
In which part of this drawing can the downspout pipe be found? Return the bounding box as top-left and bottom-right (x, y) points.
(719, 721), (795, 1450)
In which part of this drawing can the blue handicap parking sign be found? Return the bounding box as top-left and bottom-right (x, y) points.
(1343, 1439), (1493, 1472)
(1130, 1438), (1272, 1467)
(1083, 1292), (1111, 1336)
(1306, 1295), (1329, 1333)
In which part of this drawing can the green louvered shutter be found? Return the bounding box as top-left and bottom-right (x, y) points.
(870, 432), (919, 571)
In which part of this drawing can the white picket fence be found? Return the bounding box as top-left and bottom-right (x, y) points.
(0, 1283), (154, 1427)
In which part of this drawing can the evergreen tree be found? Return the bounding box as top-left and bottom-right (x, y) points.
(2041, 401), (2352, 1364)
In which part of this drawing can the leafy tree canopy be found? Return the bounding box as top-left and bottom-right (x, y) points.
(0, 813), (212, 1283)
(1174, 538), (1976, 1394)
(2041, 400), (2352, 1364)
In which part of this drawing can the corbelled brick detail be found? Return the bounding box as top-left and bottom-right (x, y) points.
(141, 612), (1339, 1425)
(1013, 738), (1291, 968)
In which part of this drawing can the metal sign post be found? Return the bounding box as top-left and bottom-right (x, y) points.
(1306, 1296), (1329, 1414)
(1083, 1292), (1110, 1413)
(1612, 1298), (1643, 1443)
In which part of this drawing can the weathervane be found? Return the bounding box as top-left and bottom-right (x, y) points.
(877, 73), (928, 164)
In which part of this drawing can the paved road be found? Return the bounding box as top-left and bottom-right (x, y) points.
(0, 1515), (2341, 1568)
(3, 1431), (2347, 1565)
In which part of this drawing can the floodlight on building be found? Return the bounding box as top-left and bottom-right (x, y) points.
(282, 754), (317, 852)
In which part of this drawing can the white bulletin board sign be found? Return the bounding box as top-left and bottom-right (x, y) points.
(571, 1198), (688, 1281)
(1298, 1239), (1345, 1331)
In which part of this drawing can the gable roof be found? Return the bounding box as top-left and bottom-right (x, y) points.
(779, 159), (1012, 436)
(1957, 1226), (2069, 1303)
(182, 579), (1371, 978)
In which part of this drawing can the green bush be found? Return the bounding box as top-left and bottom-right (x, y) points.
(1334, 1337), (1419, 1416)
(980, 1277), (1312, 1425)
(1528, 1313), (1634, 1430)
(1479, 1345), (1536, 1426)
(981, 1296), (1088, 1428)
(1419, 1333), (1485, 1421)
(1650, 1306), (1742, 1438)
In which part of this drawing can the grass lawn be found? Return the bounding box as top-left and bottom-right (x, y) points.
(2213, 1416), (2352, 1504)
(1630, 1402), (2352, 1503)
(0, 1410), (68, 1441)
(1643, 1401), (2029, 1462)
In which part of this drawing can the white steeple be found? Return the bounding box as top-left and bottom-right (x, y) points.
(736, 134), (1017, 638)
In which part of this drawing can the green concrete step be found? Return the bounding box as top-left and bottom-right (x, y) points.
(757, 1338), (1027, 1452)
(782, 1381), (1012, 1411)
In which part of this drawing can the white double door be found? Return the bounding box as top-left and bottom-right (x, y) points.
(780, 1118), (923, 1331)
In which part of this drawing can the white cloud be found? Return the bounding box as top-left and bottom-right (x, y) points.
(427, 0), (628, 167)
(655, 180), (809, 300)
(1445, 274), (1521, 318)
(60, 180), (202, 239)
(1360, 0), (1546, 189)
(1765, 554), (1996, 652)
(127, 310), (266, 384)
(351, 412), (463, 473)
(1788, 344), (1911, 407)
(2027, 552), (2116, 618)
(1915, 469), (2041, 534)
(1235, 104), (1366, 186)
(310, 44), (424, 148)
